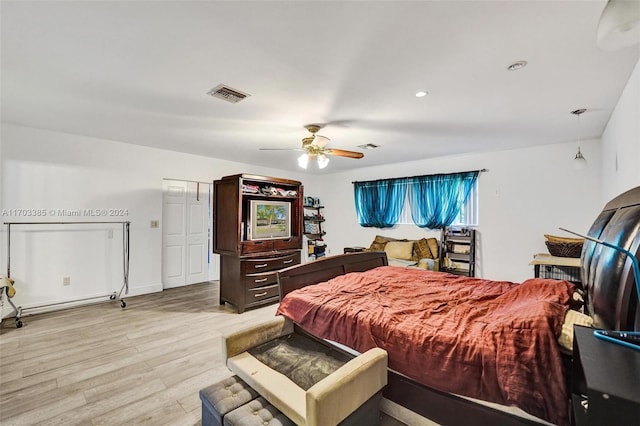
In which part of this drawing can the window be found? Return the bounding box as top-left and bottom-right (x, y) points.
(354, 170), (481, 229)
(397, 180), (478, 226)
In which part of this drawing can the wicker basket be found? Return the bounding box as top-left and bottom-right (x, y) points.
(545, 241), (583, 258)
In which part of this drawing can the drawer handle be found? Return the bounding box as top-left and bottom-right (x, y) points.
(283, 259), (294, 264)
(254, 278), (268, 283)
(254, 263), (268, 269)
(254, 291), (268, 297)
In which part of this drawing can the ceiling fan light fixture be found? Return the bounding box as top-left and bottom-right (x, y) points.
(313, 134), (331, 147)
(298, 153), (309, 169)
(597, 0), (640, 51)
(317, 154), (330, 169)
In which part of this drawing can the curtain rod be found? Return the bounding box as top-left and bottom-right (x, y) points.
(352, 168), (488, 185)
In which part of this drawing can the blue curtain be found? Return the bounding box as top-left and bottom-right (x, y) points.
(408, 171), (479, 229)
(354, 178), (407, 228)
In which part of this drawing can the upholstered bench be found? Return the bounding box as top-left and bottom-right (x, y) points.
(222, 316), (388, 426)
(199, 375), (259, 426)
(224, 396), (295, 426)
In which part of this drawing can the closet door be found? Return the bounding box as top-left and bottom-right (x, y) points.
(162, 180), (187, 288)
(185, 182), (209, 285)
(162, 180), (211, 288)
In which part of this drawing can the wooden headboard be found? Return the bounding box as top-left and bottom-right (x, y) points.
(278, 251), (388, 300)
(582, 186), (640, 331)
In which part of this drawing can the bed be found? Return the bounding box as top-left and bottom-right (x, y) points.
(275, 186), (640, 426)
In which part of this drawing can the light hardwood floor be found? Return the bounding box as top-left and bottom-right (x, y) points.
(0, 282), (405, 426)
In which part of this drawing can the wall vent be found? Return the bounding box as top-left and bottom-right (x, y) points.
(207, 84), (250, 103)
(357, 143), (380, 149)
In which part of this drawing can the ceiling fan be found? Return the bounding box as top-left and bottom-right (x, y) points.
(260, 124), (364, 169)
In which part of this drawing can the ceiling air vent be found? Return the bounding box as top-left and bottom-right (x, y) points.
(358, 143), (380, 149)
(207, 84), (250, 104)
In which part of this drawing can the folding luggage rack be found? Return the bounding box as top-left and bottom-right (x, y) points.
(3, 221), (130, 328)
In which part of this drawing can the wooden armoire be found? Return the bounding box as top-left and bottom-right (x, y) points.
(213, 174), (303, 313)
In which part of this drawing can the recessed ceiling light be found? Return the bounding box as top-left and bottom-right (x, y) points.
(507, 61), (528, 71)
(415, 91), (429, 98)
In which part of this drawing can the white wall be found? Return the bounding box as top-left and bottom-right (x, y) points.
(310, 140), (602, 282)
(0, 103), (618, 311)
(601, 57), (640, 202)
(0, 123), (305, 313)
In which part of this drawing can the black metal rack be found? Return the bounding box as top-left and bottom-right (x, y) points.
(303, 204), (326, 260)
(440, 227), (476, 277)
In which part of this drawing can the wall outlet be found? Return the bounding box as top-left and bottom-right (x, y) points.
(150, 220), (159, 228)
(63, 276), (71, 286)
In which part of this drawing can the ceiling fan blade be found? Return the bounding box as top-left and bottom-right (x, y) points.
(324, 148), (364, 159)
(259, 148), (304, 152)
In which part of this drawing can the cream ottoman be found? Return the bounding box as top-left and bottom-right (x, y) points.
(223, 316), (388, 426)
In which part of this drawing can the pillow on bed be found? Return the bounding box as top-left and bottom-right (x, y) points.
(385, 241), (415, 260)
(366, 235), (401, 252)
(414, 238), (434, 259)
(558, 309), (594, 352)
(388, 258), (418, 268)
(427, 237), (440, 258)
(416, 258), (438, 271)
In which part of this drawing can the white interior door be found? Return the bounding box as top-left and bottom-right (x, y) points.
(185, 182), (209, 285)
(162, 180), (211, 289)
(163, 180), (187, 288)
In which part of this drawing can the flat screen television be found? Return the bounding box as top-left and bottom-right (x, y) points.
(247, 200), (291, 241)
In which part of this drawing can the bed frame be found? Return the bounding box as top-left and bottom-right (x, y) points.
(581, 186), (640, 330)
(277, 186), (640, 426)
(279, 252), (545, 426)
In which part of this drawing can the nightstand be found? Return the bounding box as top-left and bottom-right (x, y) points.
(529, 253), (582, 289)
(572, 325), (640, 425)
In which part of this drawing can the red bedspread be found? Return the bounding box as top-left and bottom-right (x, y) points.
(276, 266), (574, 425)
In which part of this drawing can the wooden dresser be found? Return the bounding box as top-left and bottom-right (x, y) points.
(220, 252), (300, 312)
(213, 174), (303, 313)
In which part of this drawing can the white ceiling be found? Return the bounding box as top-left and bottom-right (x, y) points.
(1, 1), (639, 174)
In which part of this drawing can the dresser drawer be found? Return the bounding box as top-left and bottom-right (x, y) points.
(241, 253), (299, 274)
(244, 271), (278, 289)
(245, 283), (280, 304)
(241, 240), (274, 255)
(273, 237), (301, 251)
